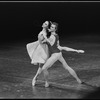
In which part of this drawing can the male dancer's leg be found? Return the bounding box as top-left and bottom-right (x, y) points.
(58, 53), (82, 83)
(32, 63), (43, 86)
(42, 52), (82, 87)
(42, 53), (61, 87)
(43, 69), (49, 87)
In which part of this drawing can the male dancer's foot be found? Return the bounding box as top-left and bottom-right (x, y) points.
(77, 79), (82, 84)
(45, 81), (49, 87)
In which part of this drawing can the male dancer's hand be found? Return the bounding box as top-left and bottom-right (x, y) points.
(77, 50), (85, 53)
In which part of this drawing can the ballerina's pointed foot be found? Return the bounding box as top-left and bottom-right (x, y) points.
(32, 79), (36, 86)
(45, 81), (49, 88)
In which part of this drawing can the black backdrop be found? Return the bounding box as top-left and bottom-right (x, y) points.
(0, 2), (100, 44)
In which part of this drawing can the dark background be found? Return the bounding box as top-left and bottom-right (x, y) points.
(0, 2), (100, 44)
(0, 2), (100, 99)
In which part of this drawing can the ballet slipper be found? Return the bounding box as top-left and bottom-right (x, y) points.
(77, 79), (82, 84)
(45, 81), (49, 88)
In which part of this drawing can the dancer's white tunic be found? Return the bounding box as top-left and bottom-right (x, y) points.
(26, 31), (49, 65)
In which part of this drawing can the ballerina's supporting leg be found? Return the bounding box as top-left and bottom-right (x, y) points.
(32, 63), (43, 86)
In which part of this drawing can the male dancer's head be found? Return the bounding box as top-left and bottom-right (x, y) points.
(49, 21), (58, 33)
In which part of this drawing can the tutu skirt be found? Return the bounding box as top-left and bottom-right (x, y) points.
(26, 41), (49, 65)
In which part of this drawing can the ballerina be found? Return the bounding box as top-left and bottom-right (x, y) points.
(26, 21), (50, 86)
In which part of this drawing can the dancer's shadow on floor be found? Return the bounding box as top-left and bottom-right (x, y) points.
(49, 81), (99, 99)
(33, 80), (100, 99)
(36, 81), (97, 93)
(81, 82), (97, 89)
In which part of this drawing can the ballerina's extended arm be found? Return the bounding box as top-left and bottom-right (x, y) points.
(57, 40), (84, 53)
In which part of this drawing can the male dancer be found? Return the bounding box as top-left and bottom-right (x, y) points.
(41, 22), (84, 87)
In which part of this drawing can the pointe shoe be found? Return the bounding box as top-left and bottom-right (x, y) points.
(45, 81), (49, 88)
(32, 79), (36, 86)
(77, 79), (82, 84)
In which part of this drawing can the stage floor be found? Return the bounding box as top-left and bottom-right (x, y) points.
(0, 41), (100, 99)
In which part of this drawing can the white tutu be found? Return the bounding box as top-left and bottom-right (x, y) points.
(26, 40), (49, 65)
